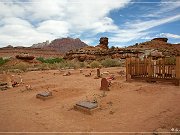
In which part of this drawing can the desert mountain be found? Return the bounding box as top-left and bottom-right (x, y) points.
(31, 37), (88, 54)
(128, 38), (180, 56)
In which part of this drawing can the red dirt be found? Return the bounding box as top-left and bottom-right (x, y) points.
(0, 67), (179, 133)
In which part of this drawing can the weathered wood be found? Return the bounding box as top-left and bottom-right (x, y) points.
(126, 56), (180, 85)
(176, 56), (180, 79)
(126, 58), (131, 81)
(147, 57), (153, 77)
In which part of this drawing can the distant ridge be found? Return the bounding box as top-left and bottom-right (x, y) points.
(31, 37), (88, 54)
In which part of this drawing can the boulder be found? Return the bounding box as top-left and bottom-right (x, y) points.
(151, 38), (168, 42)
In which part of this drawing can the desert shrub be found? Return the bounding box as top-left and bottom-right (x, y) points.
(0, 57), (9, 66)
(12, 62), (30, 72)
(64, 60), (80, 69)
(90, 61), (101, 68)
(36, 57), (64, 64)
(38, 63), (50, 70)
(110, 46), (115, 50)
(101, 58), (122, 67)
(79, 62), (87, 68)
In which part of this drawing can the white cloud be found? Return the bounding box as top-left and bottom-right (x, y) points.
(0, 0), (131, 46)
(0, 2), (25, 18)
(125, 15), (180, 32)
(0, 0), (179, 47)
(159, 33), (180, 39)
(37, 20), (70, 37)
(142, 0), (180, 18)
(109, 14), (180, 44)
(0, 18), (55, 46)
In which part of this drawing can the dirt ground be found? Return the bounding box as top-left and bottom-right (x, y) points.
(0, 67), (180, 134)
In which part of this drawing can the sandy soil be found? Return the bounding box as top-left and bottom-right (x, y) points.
(0, 67), (180, 134)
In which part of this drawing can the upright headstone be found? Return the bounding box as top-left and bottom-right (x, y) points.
(100, 78), (109, 91)
(97, 68), (101, 78)
(80, 69), (83, 73)
(126, 74), (131, 82)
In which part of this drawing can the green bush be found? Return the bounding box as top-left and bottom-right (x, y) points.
(90, 61), (101, 68)
(36, 57), (64, 64)
(0, 57), (9, 66)
(101, 58), (121, 67)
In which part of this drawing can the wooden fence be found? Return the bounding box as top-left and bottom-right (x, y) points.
(126, 56), (180, 86)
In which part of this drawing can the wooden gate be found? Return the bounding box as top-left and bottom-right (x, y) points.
(126, 56), (180, 86)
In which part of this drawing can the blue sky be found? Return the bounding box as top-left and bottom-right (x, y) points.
(0, 0), (180, 48)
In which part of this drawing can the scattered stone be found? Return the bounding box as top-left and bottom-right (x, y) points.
(12, 81), (19, 87)
(107, 101), (113, 106)
(0, 82), (7, 86)
(94, 76), (99, 79)
(109, 111), (115, 115)
(85, 72), (91, 77)
(25, 85), (32, 90)
(20, 85), (32, 92)
(117, 70), (125, 76)
(63, 71), (71, 76)
(102, 71), (110, 75)
(0, 86), (8, 91)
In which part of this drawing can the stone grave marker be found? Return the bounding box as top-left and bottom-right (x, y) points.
(97, 68), (101, 78)
(74, 101), (98, 115)
(36, 91), (52, 100)
(100, 78), (110, 91)
(80, 69), (83, 73)
(126, 74), (132, 82)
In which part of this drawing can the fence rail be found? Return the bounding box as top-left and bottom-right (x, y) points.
(126, 56), (180, 86)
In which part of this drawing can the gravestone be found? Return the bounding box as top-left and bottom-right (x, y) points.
(80, 69), (83, 73)
(76, 101), (98, 109)
(97, 68), (101, 78)
(36, 91), (52, 100)
(74, 101), (98, 115)
(126, 74), (131, 82)
(100, 78), (109, 91)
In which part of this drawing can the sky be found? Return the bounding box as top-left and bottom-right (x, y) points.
(0, 0), (180, 47)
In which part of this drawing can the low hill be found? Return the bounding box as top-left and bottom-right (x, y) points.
(128, 38), (180, 56)
(0, 47), (62, 58)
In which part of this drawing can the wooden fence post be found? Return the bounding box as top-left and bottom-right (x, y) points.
(147, 57), (153, 78)
(126, 58), (131, 81)
(175, 56), (180, 86)
(162, 57), (165, 78)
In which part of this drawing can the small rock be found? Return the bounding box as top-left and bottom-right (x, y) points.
(109, 111), (115, 115)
